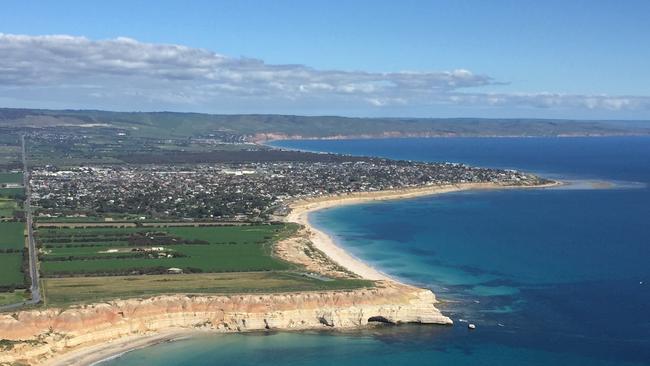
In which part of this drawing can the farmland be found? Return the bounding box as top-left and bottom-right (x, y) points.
(34, 223), (373, 306)
(0, 198), (18, 218)
(0, 145), (21, 170)
(0, 143), (27, 300)
(0, 187), (24, 199)
(0, 254), (24, 288)
(0, 222), (26, 290)
(0, 171), (23, 200)
(0, 172), (22, 184)
(0, 222), (25, 250)
(37, 224), (296, 277)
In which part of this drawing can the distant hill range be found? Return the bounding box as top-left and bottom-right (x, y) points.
(1, 108), (649, 141)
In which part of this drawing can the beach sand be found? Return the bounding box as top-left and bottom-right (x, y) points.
(43, 329), (197, 366)
(284, 182), (559, 281)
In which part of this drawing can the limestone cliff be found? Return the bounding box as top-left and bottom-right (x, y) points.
(0, 282), (451, 365)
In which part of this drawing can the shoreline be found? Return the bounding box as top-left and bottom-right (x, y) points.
(284, 181), (560, 282)
(44, 329), (197, 366)
(61, 182), (559, 366)
(255, 133), (650, 145)
(6, 181), (557, 366)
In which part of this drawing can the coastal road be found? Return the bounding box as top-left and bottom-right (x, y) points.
(0, 135), (41, 311)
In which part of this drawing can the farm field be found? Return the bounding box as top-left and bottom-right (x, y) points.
(0, 222), (25, 250)
(38, 224), (297, 276)
(0, 146), (21, 169)
(0, 172), (22, 184)
(0, 253), (24, 288)
(0, 198), (18, 217)
(41, 244), (291, 275)
(0, 187), (24, 198)
(42, 273), (373, 306)
(33, 222), (374, 306)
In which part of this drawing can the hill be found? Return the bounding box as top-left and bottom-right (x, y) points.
(1, 108), (649, 140)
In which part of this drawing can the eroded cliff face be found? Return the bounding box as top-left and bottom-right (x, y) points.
(0, 282), (451, 365)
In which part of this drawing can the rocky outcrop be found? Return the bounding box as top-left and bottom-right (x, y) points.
(0, 282), (451, 365)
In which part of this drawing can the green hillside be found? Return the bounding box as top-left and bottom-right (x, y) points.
(1, 108), (649, 139)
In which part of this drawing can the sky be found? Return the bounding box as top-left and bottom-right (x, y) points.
(1, 0), (649, 119)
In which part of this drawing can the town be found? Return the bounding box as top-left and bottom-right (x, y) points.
(30, 161), (549, 221)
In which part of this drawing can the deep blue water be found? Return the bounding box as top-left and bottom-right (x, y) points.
(104, 137), (650, 366)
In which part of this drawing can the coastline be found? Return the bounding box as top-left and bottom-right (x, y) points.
(2, 283), (452, 366)
(43, 329), (197, 366)
(283, 181), (560, 282)
(255, 133), (650, 145)
(2, 181), (558, 366)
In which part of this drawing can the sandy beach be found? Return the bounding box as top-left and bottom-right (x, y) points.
(284, 182), (559, 281)
(43, 329), (198, 366)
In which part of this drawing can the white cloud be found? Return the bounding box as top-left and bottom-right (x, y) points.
(0, 33), (649, 114)
(443, 92), (650, 111)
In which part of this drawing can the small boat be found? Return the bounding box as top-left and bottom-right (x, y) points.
(468, 323), (476, 330)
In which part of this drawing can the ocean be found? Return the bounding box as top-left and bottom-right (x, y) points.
(102, 137), (650, 366)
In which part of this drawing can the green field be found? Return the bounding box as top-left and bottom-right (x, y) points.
(33, 222), (376, 307)
(0, 198), (18, 217)
(0, 188), (24, 198)
(0, 145), (21, 168)
(0, 253), (24, 287)
(0, 172), (22, 184)
(41, 244), (290, 275)
(0, 289), (29, 306)
(42, 273), (373, 306)
(39, 224), (295, 276)
(0, 222), (25, 250)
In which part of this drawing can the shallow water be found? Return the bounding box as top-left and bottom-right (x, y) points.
(103, 137), (650, 365)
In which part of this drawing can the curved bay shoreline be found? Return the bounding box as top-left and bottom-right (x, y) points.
(0, 181), (559, 366)
(284, 181), (560, 282)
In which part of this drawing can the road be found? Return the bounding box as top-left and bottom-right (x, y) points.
(22, 134), (41, 305)
(0, 135), (41, 311)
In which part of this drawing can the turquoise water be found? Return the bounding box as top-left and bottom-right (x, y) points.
(104, 137), (650, 365)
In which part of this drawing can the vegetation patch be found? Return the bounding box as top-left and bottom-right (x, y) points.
(0, 289), (29, 307)
(0, 187), (25, 199)
(0, 198), (19, 218)
(0, 172), (22, 184)
(0, 253), (24, 288)
(0, 222), (25, 250)
(42, 272), (373, 307)
(38, 224), (296, 277)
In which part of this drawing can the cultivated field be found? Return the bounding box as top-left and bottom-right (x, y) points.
(0, 254), (24, 288)
(0, 172), (22, 184)
(0, 222), (25, 250)
(0, 222), (26, 290)
(0, 198), (19, 218)
(33, 222), (373, 306)
(0, 187), (24, 198)
(0, 145), (21, 169)
(37, 224), (298, 277)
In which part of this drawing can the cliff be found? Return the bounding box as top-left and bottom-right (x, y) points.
(0, 282), (451, 365)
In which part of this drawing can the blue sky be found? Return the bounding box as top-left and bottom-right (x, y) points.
(1, 0), (649, 119)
